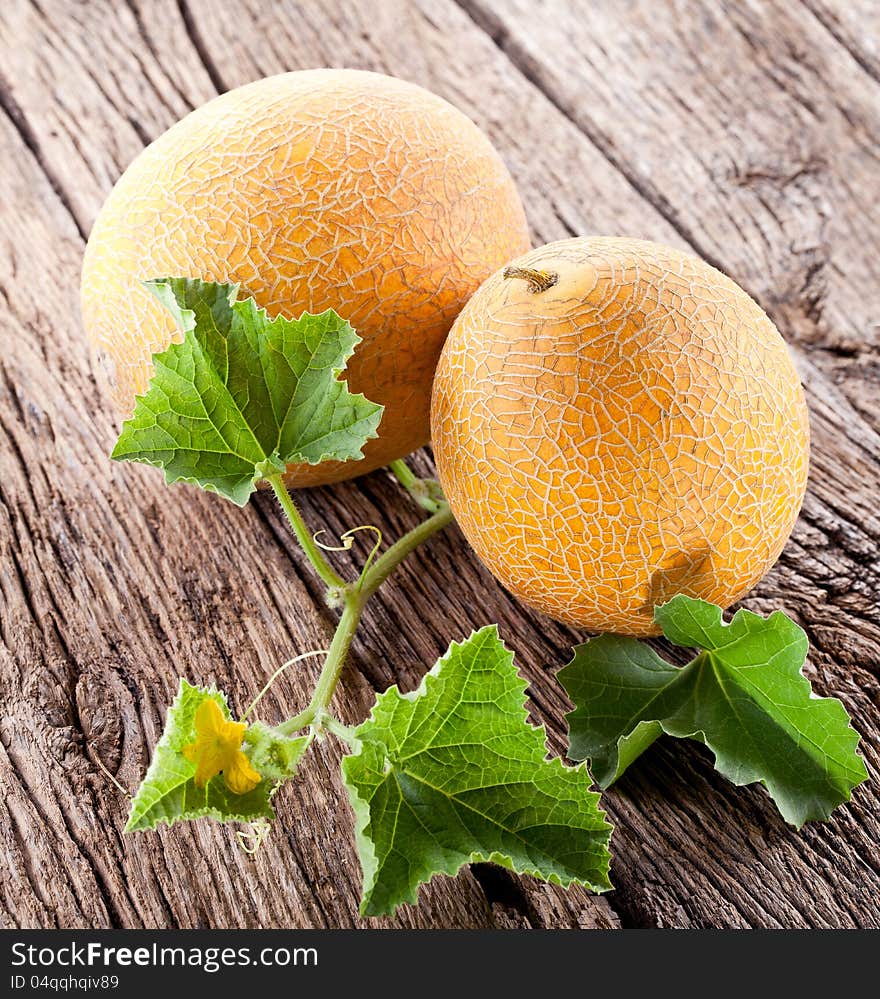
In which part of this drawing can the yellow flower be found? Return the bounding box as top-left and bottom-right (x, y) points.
(182, 699), (261, 794)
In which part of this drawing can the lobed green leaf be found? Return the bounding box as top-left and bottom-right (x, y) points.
(560, 595), (868, 827)
(111, 277), (383, 505)
(341, 626), (613, 917)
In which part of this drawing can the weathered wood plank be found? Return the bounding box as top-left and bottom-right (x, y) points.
(0, 0), (877, 928)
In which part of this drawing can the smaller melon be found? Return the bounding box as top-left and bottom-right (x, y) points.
(430, 237), (810, 635)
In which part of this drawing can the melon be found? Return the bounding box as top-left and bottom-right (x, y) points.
(430, 237), (810, 635)
(81, 69), (529, 486)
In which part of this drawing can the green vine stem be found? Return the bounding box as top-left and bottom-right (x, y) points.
(272, 474), (454, 736)
(359, 503), (453, 599)
(277, 594), (363, 735)
(242, 649), (329, 721)
(267, 473), (347, 593)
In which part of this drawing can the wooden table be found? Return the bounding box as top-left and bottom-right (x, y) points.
(1, 0), (878, 929)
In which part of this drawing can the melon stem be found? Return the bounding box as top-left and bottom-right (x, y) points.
(502, 265), (558, 293)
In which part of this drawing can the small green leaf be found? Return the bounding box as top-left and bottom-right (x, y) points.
(126, 680), (275, 832)
(341, 626), (613, 917)
(560, 595), (868, 827)
(111, 277), (383, 505)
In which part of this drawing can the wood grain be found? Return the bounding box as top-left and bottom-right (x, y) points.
(0, 0), (877, 929)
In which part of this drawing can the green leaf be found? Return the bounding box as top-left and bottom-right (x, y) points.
(111, 277), (383, 505)
(341, 626), (613, 917)
(126, 680), (275, 832)
(560, 595), (868, 827)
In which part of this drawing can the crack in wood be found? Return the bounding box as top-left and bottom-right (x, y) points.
(0, 76), (87, 242)
(175, 0), (228, 95)
(121, 0), (198, 113)
(798, 0), (880, 85)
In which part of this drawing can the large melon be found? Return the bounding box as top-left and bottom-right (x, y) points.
(81, 69), (529, 485)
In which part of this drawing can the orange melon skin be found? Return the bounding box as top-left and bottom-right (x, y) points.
(81, 70), (529, 486)
(430, 237), (810, 636)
